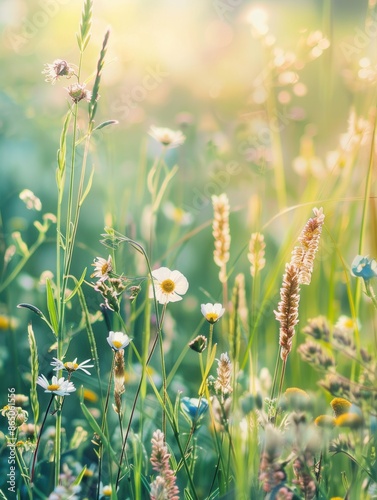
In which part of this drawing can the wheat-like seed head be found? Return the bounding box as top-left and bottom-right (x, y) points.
(274, 264), (301, 361)
(212, 193), (231, 283)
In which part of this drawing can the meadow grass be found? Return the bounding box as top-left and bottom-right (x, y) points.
(1, 1), (377, 499)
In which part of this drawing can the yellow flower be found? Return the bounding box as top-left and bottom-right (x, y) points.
(314, 415), (336, 428)
(330, 397), (352, 417)
(335, 413), (363, 429)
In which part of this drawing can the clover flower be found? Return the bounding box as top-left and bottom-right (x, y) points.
(106, 331), (131, 351)
(201, 303), (225, 324)
(51, 358), (93, 375)
(91, 255), (113, 281)
(42, 59), (75, 84)
(148, 126), (186, 149)
(36, 375), (76, 396)
(351, 255), (377, 281)
(149, 267), (189, 304)
(66, 82), (92, 103)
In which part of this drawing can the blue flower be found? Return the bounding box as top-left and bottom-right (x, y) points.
(351, 255), (377, 281)
(181, 397), (209, 421)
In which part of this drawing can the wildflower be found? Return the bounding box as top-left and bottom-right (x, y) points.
(293, 457), (316, 500)
(351, 255), (377, 281)
(290, 207), (325, 285)
(335, 413), (363, 429)
(201, 303), (225, 324)
(181, 397), (209, 421)
(150, 430), (180, 500)
(314, 415), (336, 428)
(212, 193), (231, 283)
(81, 388), (98, 403)
(106, 331), (131, 351)
(248, 232), (266, 277)
(66, 82), (92, 103)
(330, 397), (352, 417)
(51, 358), (93, 375)
(113, 349), (125, 414)
(189, 335), (207, 353)
(19, 189), (42, 211)
(149, 267), (189, 304)
(42, 59), (75, 84)
(0, 314), (18, 330)
(214, 353), (233, 396)
(100, 484), (112, 497)
(259, 425), (286, 493)
(274, 263), (301, 361)
(162, 201), (193, 226)
(91, 255), (113, 281)
(297, 339), (335, 370)
(1, 406), (28, 427)
(302, 316), (330, 341)
(148, 125), (185, 149)
(36, 374), (76, 396)
(14, 394), (29, 407)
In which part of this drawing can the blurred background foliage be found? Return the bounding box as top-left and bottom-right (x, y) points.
(0, 0), (376, 404)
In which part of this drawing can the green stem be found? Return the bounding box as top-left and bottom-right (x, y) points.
(30, 394), (55, 484)
(355, 110), (376, 318)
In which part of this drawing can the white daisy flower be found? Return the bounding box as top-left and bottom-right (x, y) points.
(51, 358), (94, 375)
(106, 331), (131, 351)
(148, 126), (186, 149)
(91, 255), (112, 281)
(162, 202), (193, 226)
(149, 267), (189, 304)
(201, 303), (225, 324)
(36, 374), (76, 396)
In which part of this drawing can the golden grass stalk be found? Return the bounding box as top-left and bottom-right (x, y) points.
(290, 207), (325, 285)
(215, 352), (233, 397)
(212, 193), (231, 284)
(274, 263), (301, 362)
(247, 232), (266, 278)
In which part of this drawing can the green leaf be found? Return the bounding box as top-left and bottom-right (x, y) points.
(73, 465), (87, 486)
(64, 268), (87, 303)
(79, 166), (95, 206)
(28, 323), (40, 426)
(46, 278), (59, 336)
(92, 120), (119, 132)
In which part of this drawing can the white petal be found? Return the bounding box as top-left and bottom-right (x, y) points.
(171, 271), (189, 294)
(152, 267), (171, 282)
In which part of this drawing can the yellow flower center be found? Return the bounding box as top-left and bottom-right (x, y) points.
(47, 384), (60, 391)
(113, 340), (122, 349)
(101, 263), (109, 274)
(205, 312), (219, 323)
(64, 362), (78, 371)
(103, 486), (112, 496)
(173, 208), (184, 222)
(161, 278), (175, 294)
